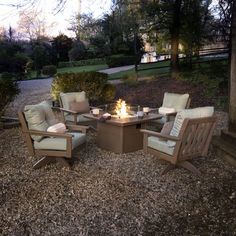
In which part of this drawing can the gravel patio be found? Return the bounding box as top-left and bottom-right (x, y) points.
(1, 77), (236, 235)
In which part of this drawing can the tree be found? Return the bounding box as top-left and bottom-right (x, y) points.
(51, 34), (73, 62)
(68, 40), (86, 61)
(229, 0), (236, 132)
(17, 9), (55, 40)
(32, 45), (49, 76)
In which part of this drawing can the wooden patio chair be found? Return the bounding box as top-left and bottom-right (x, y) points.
(150, 92), (191, 126)
(18, 101), (89, 169)
(141, 107), (217, 175)
(59, 91), (96, 127)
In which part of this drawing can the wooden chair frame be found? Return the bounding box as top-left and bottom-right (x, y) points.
(141, 116), (217, 175)
(18, 111), (89, 169)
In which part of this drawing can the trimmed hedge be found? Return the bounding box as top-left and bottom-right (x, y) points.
(106, 54), (140, 68)
(58, 58), (106, 68)
(51, 71), (115, 103)
(42, 65), (57, 76)
(0, 73), (19, 117)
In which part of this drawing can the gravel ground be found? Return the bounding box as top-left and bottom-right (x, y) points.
(0, 126), (236, 235)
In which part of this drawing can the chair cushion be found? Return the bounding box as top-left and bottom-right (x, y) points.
(69, 99), (90, 113)
(162, 92), (189, 112)
(34, 132), (86, 151)
(161, 121), (174, 135)
(60, 91), (86, 110)
(24, 101), (58, 141)
(24, 104), (48, 141)
(75, 91), (86, 102)
(39, 101), (57, 126)
(148, 136), (174, 155)
(167, 106), (214, 147)
(159, 107), (176, 115)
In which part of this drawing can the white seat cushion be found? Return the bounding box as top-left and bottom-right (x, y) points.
(159, 107), (176, 115)
(167, 106), (214, 147)
(148, 136), (174, 155)
(34, 132), (86, 150)
(162, 92), (189, 112)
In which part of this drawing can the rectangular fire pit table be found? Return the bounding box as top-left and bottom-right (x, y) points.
(83, 113), (162, 153)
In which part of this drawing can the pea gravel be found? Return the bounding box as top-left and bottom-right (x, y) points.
(0, 125), (236, 236)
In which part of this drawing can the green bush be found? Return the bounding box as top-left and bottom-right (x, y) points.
(0, 73), (19, 117)
(42, 65), (57, 76)
(58, 58), (106, 68)
(106, 54), (140, 68)
(51, 71), (116, 103)
(122, 74), (138, 87)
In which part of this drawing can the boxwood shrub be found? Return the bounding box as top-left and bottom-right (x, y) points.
(0, 73), (19, 117)
(58, 58), (106, 68)
(42, 65), (57, 76)
(51, 71), (115, 103)
(106, 54), (140, 68)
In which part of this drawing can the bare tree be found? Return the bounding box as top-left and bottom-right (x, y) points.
(17, 9), (56, 40)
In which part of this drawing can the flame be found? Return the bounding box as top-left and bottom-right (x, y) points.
(115, 99), (129, 118)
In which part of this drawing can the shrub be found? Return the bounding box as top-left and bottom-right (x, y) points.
(106, 54), (140, 68)
(58, 58), (106, 68)
(122, 74), (138, 87)
(0, 73), (19, 117)
(42, 65), (57, 76)
(51, 71), (115, 103)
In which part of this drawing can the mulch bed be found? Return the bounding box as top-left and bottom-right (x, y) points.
(115, 77), (226, 109)
(1, 76), (235, 235)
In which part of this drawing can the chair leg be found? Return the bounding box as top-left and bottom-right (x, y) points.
(33, 157), (56, 169)
(33, 157), (71, 169)
(178, 161), (201, 175)
(161, 164), (176, 175)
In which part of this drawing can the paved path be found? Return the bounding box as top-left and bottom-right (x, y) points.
(5, 65), (150, 117)
(99, 65), (134, 74)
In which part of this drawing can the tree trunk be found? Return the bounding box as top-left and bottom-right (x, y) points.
(170, 0), (182, 79)
(229, 1), (236, 132)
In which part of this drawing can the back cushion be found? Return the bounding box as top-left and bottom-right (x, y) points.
(69, 99), (90, 113)
(60, 92), (76, 110)
(75, 91), (86, 102)
(162, 93), (189, 112)
(60, 91), (86, 110)
(39, 101), (57, 126)
(167, 106), (214, 147)
(24, 104), (48, 141)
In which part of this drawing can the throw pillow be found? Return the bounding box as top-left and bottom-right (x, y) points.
(69, 99), (90, 113)
(47, 123), (67, 133)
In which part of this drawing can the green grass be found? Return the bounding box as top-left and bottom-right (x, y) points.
(26, 64), (108, 80)
(108, 61), (170, 80)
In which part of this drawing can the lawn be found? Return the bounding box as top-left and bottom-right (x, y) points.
(28, 64), (108, 80)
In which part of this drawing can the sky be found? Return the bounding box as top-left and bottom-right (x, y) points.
(0, 0), (219, 38)
(0, 0), (112, 37)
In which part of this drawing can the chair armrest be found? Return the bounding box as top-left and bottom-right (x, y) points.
(66, 124), (90, 133)
(25, 130), (73, 138)
(140, 129), (180, 141)
(166, 112), (177, 116)
(149, 108), (159, 112)
(59, 107), (81, 114)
